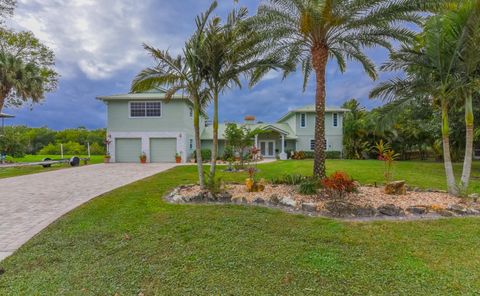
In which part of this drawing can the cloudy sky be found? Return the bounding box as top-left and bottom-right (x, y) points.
(4, 0), (394, 130)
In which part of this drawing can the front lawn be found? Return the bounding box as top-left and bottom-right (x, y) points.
(1, 160), (479, 295)
(0, 155), (104, 179)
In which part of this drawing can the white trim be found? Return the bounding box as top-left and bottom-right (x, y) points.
(128, 101), (162, 119)
(109, 131), (186, 163)
(300, 113), (307, 128)
(259, 140), (276, 157)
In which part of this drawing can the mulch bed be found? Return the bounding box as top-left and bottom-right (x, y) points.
(166, 184), (480, 220)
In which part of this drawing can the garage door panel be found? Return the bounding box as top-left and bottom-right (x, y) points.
(115, 138), (142, 163)
(150, 138), (176, 163)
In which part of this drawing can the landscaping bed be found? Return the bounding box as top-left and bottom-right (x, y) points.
(166, 183), (480, 220)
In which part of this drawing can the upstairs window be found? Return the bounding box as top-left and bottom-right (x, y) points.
(300, 113), (306, 128)
(333, 113), (338, 127)
(130, 101), (161, 118)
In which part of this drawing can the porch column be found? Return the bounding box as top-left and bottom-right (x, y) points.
(279, 134), (287, 160)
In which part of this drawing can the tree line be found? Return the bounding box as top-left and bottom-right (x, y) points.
(343, 98), (480, 162)
(0, 126), (105, 157)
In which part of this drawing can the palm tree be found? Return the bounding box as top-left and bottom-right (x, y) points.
(370, 4), (480, 195)
(446, 0), (480, 191)
(131, 3), (217, 188)
(253, 0), (447, 178)
(0, 52), (46, 113)
(198, 3), (285, 181)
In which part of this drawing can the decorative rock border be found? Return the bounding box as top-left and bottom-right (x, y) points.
(166, 185), (480, 221)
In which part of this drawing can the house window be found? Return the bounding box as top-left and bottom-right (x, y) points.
(300, 113), (306, 128)
(189, 107), (193, 117)
(130, 101), (161, 118)
(189, 139), (194, 150)
(310, 139), (327, 151)
(333, 113), (338, 127)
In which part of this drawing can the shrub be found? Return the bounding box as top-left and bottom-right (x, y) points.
(326, 151), (342, 159)
(321, 171), (357, 199)
(194, 149), (212, 162)
(89, 142), (105, 155)
(270, 174), (306, 185)
(303, 151), (315, 159)
(222, 146), (234, 161)
(298, 178), (319, 195)
(291, 151), (305, 160)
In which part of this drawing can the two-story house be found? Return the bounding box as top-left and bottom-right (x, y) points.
(97, 91), (348, 163)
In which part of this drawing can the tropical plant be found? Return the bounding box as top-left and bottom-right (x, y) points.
(321, 171), (357, 199)
(0, 52), (47, 113)
(374, 140), (399, 183)
(131, 3), (218, 188)
(298, 178), (318, 195)
(253, 0), (445, 178)
(370, 1), (480, 195)
(0, 28), (58, 113)
(196, 2), (285, 181)
(223, 123), (262, 168)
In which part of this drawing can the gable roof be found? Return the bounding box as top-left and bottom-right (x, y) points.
(201, 122), (296, 140)
(277, 104), (349, 122)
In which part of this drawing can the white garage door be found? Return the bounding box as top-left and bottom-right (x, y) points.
(115, 138), (142, 163)
(150, 138), (176, 163)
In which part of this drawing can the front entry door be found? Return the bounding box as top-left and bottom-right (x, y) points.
(260, 140), (275, 157)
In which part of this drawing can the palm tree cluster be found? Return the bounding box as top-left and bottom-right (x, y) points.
(371, 0), (480, 195)
(132, 2), (283, 188)
(133, 0), (477, 195)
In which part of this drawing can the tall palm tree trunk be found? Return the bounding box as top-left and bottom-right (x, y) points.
(312, 44), (328, 179)
(460, 95), (474, 192)
(193, 102), (206, 188)
(209, 90), (219, 180)
(441, 103), (458, 195)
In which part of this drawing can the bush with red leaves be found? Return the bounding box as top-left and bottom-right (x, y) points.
(321, 171), (357, 199)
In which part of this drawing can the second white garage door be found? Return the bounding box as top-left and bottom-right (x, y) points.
(150, 138), (176, 163)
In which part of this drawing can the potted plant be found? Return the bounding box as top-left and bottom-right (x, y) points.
(175, 152), (182, 163)
(139, 152), (147, 164)
(103, 153), (111, 163)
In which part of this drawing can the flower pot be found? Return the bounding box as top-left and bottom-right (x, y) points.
(175, 156), (182, 163)
(140, 158), (147, 164)
(103, 157), (110, 164)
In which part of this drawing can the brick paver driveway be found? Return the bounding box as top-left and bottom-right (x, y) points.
(0, 163), (177, 261)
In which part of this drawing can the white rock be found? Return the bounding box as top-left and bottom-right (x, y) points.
(279, 196), (297, 207)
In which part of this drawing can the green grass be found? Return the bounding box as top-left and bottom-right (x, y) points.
(0, 155), (104, 179)
(1, 160), (480, 295)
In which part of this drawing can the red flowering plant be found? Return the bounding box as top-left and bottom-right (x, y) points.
(374, 140), (399, 183)
(321, 171), (357, 199)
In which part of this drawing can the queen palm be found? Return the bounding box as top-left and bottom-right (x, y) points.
(0, 52), (45, 113)
(198, 3), (285, 180)
(253, 0), (447, 178)
(131, 3), (217, 188)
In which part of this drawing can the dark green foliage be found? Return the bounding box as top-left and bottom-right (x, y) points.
(0, 126), (106, 156)
(270, 173), (306, 185)
(326, 151), (342, 159)
(0, 126), (28, 157)
(194, 149), (212, 162)
(298, 178), (319, 195)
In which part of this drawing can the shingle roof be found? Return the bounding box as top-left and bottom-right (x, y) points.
(201, 123), (296, 140)
(277, 104), (349, 122)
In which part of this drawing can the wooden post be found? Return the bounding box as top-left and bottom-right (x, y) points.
(60, 144), (64, 159)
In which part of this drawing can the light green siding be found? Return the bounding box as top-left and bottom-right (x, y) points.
(150, 138), (176, 162)
(107, 100), (194, 132)
(115, 138), (141, 163)
(201, 140), (226, 157)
